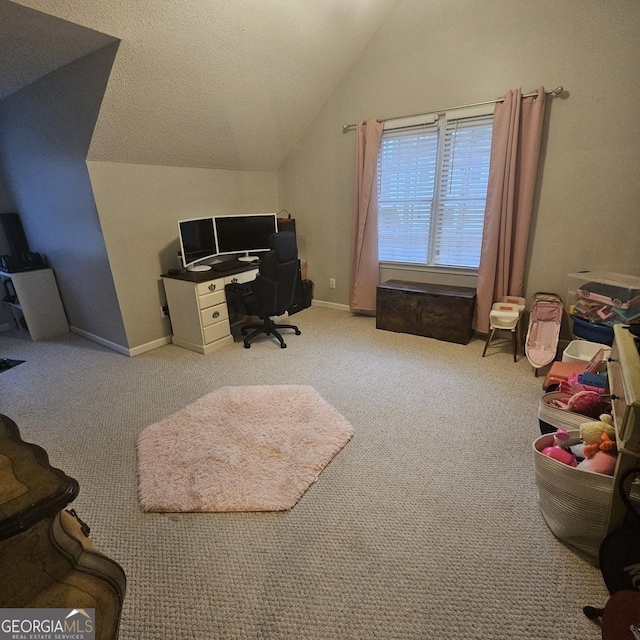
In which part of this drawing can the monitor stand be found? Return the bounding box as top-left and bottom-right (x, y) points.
(187, 265), (212, 272)
(237, 253), (259, 263)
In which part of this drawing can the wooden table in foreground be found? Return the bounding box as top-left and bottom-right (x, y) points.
(0, 414), (126, 640)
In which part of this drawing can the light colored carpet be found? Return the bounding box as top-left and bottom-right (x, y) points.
(138, 385), (353, 512)
(0, 306), (610, 639)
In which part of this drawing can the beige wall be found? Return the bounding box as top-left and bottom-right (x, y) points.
(87, 161), (278, 350)
(277, 0), (640, 306)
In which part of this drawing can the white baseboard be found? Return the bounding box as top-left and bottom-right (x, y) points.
(129, 335), (173, 356)
(311, 300), (350, 312)
(70, 326), (173, 357)
(70, 326), (130, 355)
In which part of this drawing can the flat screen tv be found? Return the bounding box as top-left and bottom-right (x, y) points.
(178, 217), (218, 271)
(214, 213), (278, 262)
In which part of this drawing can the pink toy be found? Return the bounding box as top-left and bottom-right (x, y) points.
(551, 390), (603, 419)
(560, 374), (605, 395)
(541, 429), (578, 467)
(577, 451), (617, 476)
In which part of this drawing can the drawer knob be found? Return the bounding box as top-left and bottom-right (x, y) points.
(607, 357), (616, 363)
(611, 394), (620, 401)
(230, 277), (238, 284)
(208, 283), (216, 291)
(212, 311), (220, 319)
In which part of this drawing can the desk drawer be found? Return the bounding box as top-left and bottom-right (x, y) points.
(225, 269), (257, 286)
(200, 303), (229, 328)
(198, 288), (226, 310)
(196, 279), (224, 297)
(203, 317), (230, 345)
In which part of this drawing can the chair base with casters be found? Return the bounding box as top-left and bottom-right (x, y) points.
(241, 315), (301, 349)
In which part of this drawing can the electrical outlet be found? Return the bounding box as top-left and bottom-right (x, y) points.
(161, 304), (170, 319)
(329, 278), (336, 289)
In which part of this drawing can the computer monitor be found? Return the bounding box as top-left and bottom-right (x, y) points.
(214, 213), (278, 262)
(178, 217), (218, 271)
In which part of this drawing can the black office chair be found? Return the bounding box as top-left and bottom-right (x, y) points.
(237, 231), (301, 349)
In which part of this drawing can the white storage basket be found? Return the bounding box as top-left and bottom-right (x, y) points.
(533, 430), (613, 557)
(538, 391), (595, 434)
(562, 339), (610, 364)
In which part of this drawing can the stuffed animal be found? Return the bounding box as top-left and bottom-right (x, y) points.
(577, 450), (617, 475)
(580, 414), (616, 458)
(573, 414), (618, 475)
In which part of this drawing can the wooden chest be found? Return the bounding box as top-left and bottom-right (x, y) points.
(376, 280), (476, 344)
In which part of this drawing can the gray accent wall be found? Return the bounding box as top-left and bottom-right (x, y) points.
(0, 42), (128, 348)
(277, 0), (640, 305)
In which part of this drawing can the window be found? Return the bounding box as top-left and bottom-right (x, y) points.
(377, 109), (494, 269)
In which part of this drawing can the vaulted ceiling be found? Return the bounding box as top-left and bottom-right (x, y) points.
(1, 0), (399, 171)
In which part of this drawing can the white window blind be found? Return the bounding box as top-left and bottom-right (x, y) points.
(377, 112), (493, 269)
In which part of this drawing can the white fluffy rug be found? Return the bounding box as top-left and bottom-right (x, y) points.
(137, 385), (353, 512)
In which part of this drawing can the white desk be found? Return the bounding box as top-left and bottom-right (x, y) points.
(1, 268), (69, 341)
(161, 265), (258, 355)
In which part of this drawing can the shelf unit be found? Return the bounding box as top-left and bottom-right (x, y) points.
(606, 324), (640, 533)
(1, 268), (69, 340)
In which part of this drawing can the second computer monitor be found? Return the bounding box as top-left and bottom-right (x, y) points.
(214, 213), (278, 261)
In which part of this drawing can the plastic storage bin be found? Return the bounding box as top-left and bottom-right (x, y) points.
(562, 339), (611, 364)
(567, 271), (640, 324)
(571, 315), (614, 346)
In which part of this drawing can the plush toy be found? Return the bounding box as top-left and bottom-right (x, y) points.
(580, 414), (616, 458)
(552, 390), (604, 419)
(541, 428), (578, 467)
(574, 413), (618, 475)
(577, 450), (617, 475)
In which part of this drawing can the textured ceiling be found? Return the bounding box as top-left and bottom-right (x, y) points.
(5, 0), (399, 170)
(0, 1), (116, 100)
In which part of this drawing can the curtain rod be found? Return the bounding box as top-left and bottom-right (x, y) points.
(341, 86), (564, 133)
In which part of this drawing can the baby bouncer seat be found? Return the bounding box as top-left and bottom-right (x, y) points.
(525, 292), (564, 375)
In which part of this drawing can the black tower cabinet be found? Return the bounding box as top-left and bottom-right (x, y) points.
(277, 217), (296, 236)
(0, 213), (30, 257)
(276, 217), (312, 315)
(288, 263), (313, 316)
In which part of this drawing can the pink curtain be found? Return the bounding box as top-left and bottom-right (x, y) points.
(350, 118), (384, 313)
(475, 87), (546, 333)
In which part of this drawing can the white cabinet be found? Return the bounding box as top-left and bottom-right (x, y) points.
(606, 324), (640, 533)
(162, 268), (257, 355)
(1, 269), (69, 341)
